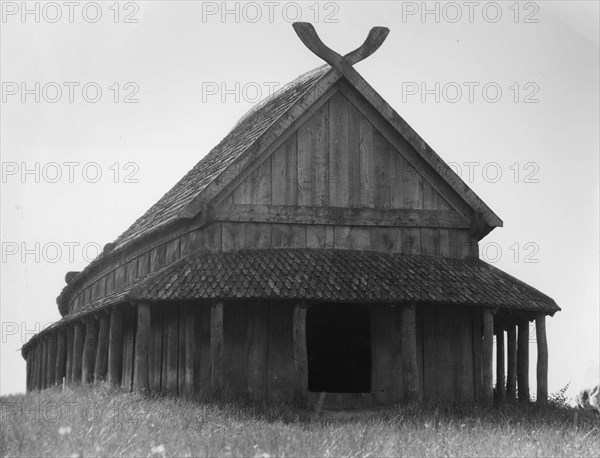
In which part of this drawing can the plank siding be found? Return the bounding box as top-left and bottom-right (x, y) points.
(217, 90), (462, 235)
(224, 302), (249, 397)
(246, 302), (268, 400)
(371, 305), (397, 405)
(266, 303), (294, 402)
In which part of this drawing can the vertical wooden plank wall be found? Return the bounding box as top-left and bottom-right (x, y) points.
(71, 322), (84, 384)
(121, 308), (136, 391)
(266, 303), (295, 402)
(134, 303), (151, 392)
(46, 334), (57, 388)
(224, 302), (248, 397)
(94, 313), (110, 382)
(401, 304), (419, 402)
(246, 302), (268, 400)
(371, 304), (398, 405)
(211, 301), (224, 396)
(66, 325), (74, 385)
(292, 302), (308, 404)
(197, 305), (212, 400)
(184, 305), (195, 398)
(82, 318), (98, 384)
(108, 308), (124, 386)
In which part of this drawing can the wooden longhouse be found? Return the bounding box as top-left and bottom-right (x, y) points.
(22, 24), (559, 407)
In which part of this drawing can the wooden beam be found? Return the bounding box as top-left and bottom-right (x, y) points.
(496, 329), (506, 403)
(134, 303), (151, 393)
(482, 309), (494, 405)
(506, 324), (517, 402)
(94, 313), (110, 382)
(30, 347), (36, 390)
(65, 325), (74, 385)
(31, 345), (38, 390)
(82, 318), (98, 384)
(184, 305), (195, 399)
(213, 204), (469, 229)
(401, 304), (420, 402)
(108, 308), (124, 386)
(71, 321), (84, 384)
(55, 329), (67, 386)
(472, 311), (482, 402)
(535, 314), (548, 403)
(47, 334), (57, 387)
(211, 301), (224, 396)
(25, 351), (31, 392)
(165, 307), (179, 396)
(292, 302), (308, 405)
(517, 320), (530, 403)
(41, 338), (48, 389)
(178, 306), (187, 396)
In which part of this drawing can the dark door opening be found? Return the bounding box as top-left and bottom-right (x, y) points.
(307, 303), (371, 393)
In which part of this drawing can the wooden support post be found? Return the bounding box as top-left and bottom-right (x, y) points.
(41, 338), (48, 389)
(166, 307), (179, 396)
(47, 333), (57, 387)
(506, 324), (517, 402)
(535, 314), (548, 403)
(72, 322), (84, 384)
(496, 329), (506, 403)
(29, 344), (39, 391)
(94, 313), (110, 382)
(82, 318), (99, 384)
(472, 310), (482, 402)
(401, 304), (420, 402)
(65, 326), (74, 385)
(246, 303), (267, 401)
(30, 347), (36, 391)
(37, 344), (44, 390)
(184, 305), (195, 399)
(134, 303), (151, 393)
(210, 301), (224, 396)
(55, 329), (67, 386)
(292, 302), (308, 405)
(108, 308), (124, 386)
(482, 308), (494, 405)
(178, 307), (187, 396)
(517, 320), (530, 403)
(25, 352), (31, 392)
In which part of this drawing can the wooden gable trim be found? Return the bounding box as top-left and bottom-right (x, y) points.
(212, 204), (470, 229)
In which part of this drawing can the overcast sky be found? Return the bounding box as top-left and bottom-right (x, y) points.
(1, 1), (598, 397)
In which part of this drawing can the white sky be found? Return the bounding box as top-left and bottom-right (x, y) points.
(1, 1), (598, 398)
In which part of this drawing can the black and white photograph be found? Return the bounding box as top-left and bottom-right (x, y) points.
(1, 1), (598, 456)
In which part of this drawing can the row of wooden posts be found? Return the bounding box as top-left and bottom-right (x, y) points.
(25, 303), (548, 405)
(495, 314), (549, 403)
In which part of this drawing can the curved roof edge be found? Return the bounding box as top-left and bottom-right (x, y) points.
(27, 248), (559, 356)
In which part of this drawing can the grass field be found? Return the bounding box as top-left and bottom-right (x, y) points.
(1, 385), (598, 457)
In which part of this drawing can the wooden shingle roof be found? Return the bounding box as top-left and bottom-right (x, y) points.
(128, 249), (559, 313)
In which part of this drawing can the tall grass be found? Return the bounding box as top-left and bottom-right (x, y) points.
(1, 384), (598, 457)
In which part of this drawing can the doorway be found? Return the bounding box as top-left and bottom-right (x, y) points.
(307, 303), (371, 393)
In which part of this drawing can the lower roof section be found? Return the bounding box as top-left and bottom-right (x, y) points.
(22, 249), (559, 354)
(130, 249), (559, 312)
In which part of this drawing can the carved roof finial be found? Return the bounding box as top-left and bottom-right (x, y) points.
(292, 22), (389, 68)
